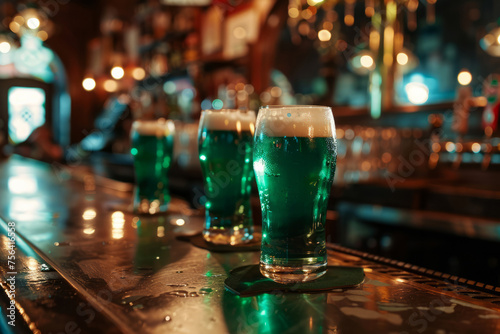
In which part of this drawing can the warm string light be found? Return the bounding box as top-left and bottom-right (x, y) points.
(103, 79), (118, 92)
(82, 77), (96, 91)
(37, 31), (48, 41)
(287, 0), (437, 45)
(0, 42), (11, 54)
(27, 18), (40, 29)
(318, 29), (331, 42)
(350, 51), (376, 74)
(111, 66), (124, 80)
(83, 66), (144, 92)
(132, 67), (146, 80)
(396, 52), (408, 65)
(344, 14), (354, 26)
(288, 7), (299, 19)
(344, 0), (355, 26)
(457, 70), (472, 86)
(9, 8), (50, 37)
(360, 55), (374, 68)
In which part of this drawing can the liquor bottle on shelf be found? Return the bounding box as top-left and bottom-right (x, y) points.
(451, 87), (472, 169)
(481, 75), (499, 170)
(428, 114), (443, 169)
(482, 76), (499, 138)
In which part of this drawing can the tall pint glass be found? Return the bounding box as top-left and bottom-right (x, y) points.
(198, 109), (255, 245)
(253, 105), (337, 283)
(131, 119), (175, 214)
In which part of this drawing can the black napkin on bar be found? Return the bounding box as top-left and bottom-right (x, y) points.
(225, 265), (365, 296)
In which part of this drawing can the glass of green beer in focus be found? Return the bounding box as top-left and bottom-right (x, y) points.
(198, 109), (256, 245)
(131, 119), (175, 214)
(253, 105), (337, 283)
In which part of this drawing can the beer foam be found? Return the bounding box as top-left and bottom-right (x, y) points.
(201, 110), (256, 133)
(256, 106), (336, 138)
(132, 119), (175, 136)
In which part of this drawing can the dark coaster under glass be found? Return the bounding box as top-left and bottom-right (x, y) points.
(177, 233), (261, 253)
(224, 265), (365, 296)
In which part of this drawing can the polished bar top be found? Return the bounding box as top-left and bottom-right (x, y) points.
(1, 155), (500, 334)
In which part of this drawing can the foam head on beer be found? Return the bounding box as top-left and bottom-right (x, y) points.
(256, 105), (335, 138)
(132, 119), (175, 137)
(200, 109), (256, 134)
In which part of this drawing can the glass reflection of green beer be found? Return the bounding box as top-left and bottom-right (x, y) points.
(253, 105), (337, 283)
(131, 119), (175, 214)
(134, 216), (171, 272)
(222, 290), (327, 334)
(198, 109), (256, 245)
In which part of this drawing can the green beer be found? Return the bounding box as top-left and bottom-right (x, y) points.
(253, 105), (337, 283)
(198, 109), (256, 245)
(131, 119), (175, 214)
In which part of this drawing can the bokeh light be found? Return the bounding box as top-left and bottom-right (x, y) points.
(360, 55), (374, 68)
(457, 70), (472, 86)
(405, 82), (429, 105)
(111, 66), (125, 80)
(397, 52), (408, 65)
(27, 18), (40, 30)
(0, 42), (11, 54)
(82, 78), (96, 91)
(471, 142), (481, 153)
(132, 67), (146, 80)
(103, 79), (118, 92)
(212, 99), (223, 110)
(318, 29), (331, 42)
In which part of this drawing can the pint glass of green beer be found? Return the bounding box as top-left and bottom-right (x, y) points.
(198, 109), (256, 245)
(253, 105), (337, 283)
(131, 119), (175, 214)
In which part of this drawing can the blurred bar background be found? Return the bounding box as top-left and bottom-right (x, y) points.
(0, 0), (499, 286)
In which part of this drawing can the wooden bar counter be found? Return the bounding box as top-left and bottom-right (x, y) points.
(1, 155), (500, 334)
